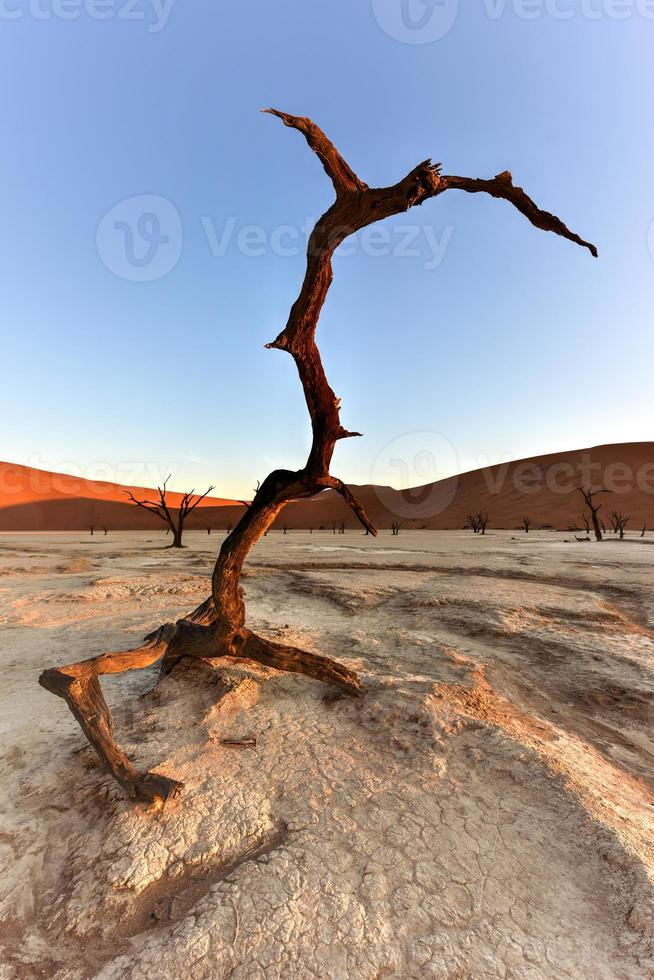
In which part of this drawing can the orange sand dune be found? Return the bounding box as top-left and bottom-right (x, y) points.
(1, 443), (653, 532)
(0, 463), (241, 532)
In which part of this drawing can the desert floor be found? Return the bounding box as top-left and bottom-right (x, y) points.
(0, 529), (653, 979)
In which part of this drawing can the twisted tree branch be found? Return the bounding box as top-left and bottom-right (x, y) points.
(317, 476), (378, 536)
(39, 110), (596, 807)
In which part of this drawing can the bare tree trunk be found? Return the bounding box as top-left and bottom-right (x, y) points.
(578, 487), (604, 542)
(39, 110), (596, 806)
(611, 511), (629, 539)
(125, 478), (213, 551)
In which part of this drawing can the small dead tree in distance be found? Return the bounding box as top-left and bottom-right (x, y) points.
(611, 510), (629, 540)
(39, 110), (596, 805)
(522, 517), (531, 533)
(577, 486), (605, 542)
(580, 514), (590, 535)
(466, 512), (488, 534)
(125, 476), (215, 549)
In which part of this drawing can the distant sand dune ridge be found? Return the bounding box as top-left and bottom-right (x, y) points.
(1, 442), (653, 532)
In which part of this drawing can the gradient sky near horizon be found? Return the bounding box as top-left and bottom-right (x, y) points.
(1, 0), (652, 498)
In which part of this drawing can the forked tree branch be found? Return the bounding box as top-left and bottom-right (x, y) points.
(180, 485), (215, 517)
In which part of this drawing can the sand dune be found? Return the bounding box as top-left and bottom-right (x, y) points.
(0, 462), (242, 532)
(2, 443), (653, 533)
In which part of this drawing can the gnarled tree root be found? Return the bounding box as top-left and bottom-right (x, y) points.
(39, 609), (362, 806)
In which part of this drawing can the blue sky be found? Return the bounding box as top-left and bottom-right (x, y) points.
(1, 0), (652, 497)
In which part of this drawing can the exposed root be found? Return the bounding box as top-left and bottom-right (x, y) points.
(39, 600), (362, 805)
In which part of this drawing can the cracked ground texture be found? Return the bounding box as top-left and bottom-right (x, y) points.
(0, 530), (653, 979)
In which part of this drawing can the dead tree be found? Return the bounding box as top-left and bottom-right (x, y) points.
(88, 525), (97, 536)
(205, 526), (212, 536)
(101, 526), (109, 536)
(522, 517), (531, 533)
(642, 524), (647, 538)
(391, 521), (401, 536)
(610, 510), (629, 540)
(577, 486), (605, 541)
(125, 477), (214, 549)
(580, 514), (591, 535)
(39, 109), (596, 805)
(466, 513), (488, 534)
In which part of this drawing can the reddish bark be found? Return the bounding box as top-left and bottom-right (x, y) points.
(40, 111), (596, 805)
